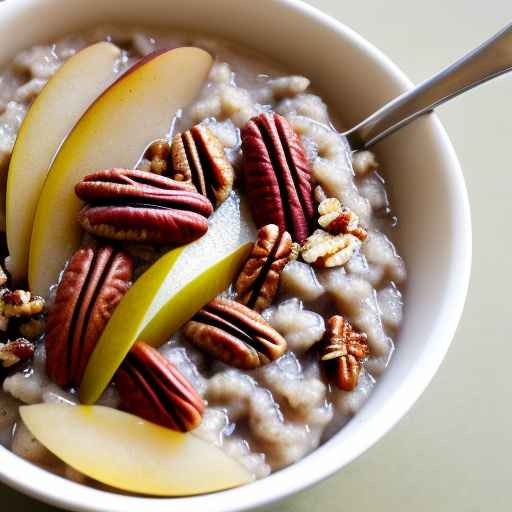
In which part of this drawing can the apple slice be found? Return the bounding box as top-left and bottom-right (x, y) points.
(80, 195), (256, 404)
(28, 47), (213, 297)
(6, 42), (121, 284)
(20, 404), (253, 495)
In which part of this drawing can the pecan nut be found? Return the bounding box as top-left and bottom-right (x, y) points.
(317, 198), (367, 241)
(115, 341), (204, 432)
(184, 297), (287, 369)
(75, 169), (213, 245)
(0, 289), (45, 318)
(171, 125), (234, 207)
(241, 112), (314, 244)
(0, 338), (34, 368)
(321, 315), (369, 391)
(0, 285), (45, 344)
(301, 229), (360, 268)
(45, 246), (133, 388)
(234, 224), (292, 312)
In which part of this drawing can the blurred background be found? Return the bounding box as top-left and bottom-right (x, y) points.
(2, 0), (511, 510)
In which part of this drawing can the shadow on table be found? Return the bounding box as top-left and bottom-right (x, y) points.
(1, 482), (61, 511)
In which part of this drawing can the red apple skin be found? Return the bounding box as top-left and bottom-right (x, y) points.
(28, 47), (213, 297)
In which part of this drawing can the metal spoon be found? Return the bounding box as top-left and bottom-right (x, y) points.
(345, 22), (512, 150)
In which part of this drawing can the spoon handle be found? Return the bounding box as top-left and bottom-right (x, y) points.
(345, 22), (512, 150)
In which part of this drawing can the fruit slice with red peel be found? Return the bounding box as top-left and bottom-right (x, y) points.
(20, 404), (253, 495)
(6, 42), (121, 284)
(79, 195), (255, 405)
(28, 47), (213, 297)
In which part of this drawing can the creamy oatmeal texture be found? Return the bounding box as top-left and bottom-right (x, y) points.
(0, 26), (405, 486)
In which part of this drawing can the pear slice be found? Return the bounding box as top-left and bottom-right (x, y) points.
(80, 195), (256, 404)
(6, 42), (121, 284)
(20, 404), (253, 495)
(28, 47), (213, 297)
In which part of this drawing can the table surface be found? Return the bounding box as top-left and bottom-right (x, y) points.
(2, 0), (511, 510)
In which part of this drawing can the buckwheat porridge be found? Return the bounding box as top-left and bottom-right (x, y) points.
(0, 26), (405, 492)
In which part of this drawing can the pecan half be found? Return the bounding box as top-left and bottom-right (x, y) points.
(171, 125), (234, 207)
(317, 198), (367, 241)
(0, 338), (34, 368)
(241, 112), (314, 243)
(115, 341), (204, 432)
(321, 315), (369, 391)
(184, 297), (287, 369)
(234, 224), (292, 311)
(45, 246), (133, 388)
(75, 169), (213, 245)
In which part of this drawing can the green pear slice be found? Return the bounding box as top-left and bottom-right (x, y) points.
(28, 47), (213, 297)
(80, 195), (256, 404)
(6, 42), (121, 284)
(20, 404), (253, 495)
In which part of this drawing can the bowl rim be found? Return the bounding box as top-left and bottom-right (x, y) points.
(0, 0), (472, 511)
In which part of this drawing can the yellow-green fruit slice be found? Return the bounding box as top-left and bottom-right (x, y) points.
(28, 47), (213, 297)
(140, 241), (253, 345)
(80, 195), (256, 404)
(6, 42), (121, 284)
(20, 404), (253, 495)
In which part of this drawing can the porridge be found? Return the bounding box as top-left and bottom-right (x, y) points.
(0, 26), (405, 493)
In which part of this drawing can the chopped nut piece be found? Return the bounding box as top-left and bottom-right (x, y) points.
(321, 315), (369, 391)
(0, 289), (45, 318)
(2, 289), (30, 305)
(144, 139), (171, 175)
(317, 198), (367, 241)
(301, 229), (360, 268)
(234, 224), (292, 312)
(0, 338), (34, 368)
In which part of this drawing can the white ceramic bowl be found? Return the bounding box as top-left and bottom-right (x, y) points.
(0, 0), (472, 510)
